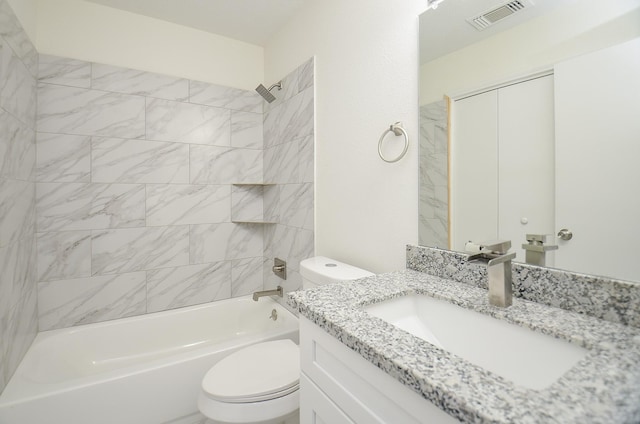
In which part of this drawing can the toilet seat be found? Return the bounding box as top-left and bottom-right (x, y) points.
(201, 339), (300, 403)
(199, 339), (300, 424)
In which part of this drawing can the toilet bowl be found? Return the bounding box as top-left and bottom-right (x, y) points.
(198, 257), (373, 424)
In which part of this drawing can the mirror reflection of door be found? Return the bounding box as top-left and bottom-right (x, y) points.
(554, 37), (640, 281)
(450, 37), (640, 281)
(451, 75), (554, 264)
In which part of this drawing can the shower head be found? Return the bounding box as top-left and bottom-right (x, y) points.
(255, 84), (276, 103)
(255, 81), (282, 103)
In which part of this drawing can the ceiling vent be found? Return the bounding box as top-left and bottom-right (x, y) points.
(467, 0), (534, 31)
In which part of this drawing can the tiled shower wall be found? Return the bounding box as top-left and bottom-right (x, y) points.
(0, 0), (39, 393)
(418, 100), (448, 248)
(263, 60), (315, 296)
(35, 55), (314, 331)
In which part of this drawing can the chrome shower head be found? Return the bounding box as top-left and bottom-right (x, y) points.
(255, 81), (282, 103)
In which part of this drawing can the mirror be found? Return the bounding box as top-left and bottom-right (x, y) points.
(418, 0), (640, 283)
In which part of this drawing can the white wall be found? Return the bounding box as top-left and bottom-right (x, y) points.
(34, 0), (264, 90)
(264, 0), (425, 273)
(420, 0), (640, 104)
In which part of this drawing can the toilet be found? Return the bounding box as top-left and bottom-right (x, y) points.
(197, 256), (374, 424)
(298, 256), (375, 289)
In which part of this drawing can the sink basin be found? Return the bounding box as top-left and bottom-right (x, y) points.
(364, 295), (588, 390)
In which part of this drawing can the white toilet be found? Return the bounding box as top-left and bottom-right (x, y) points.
(197, 256), (373, 424)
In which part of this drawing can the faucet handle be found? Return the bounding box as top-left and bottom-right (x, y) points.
(466, 240), (514, 264)
(479, 240), (512, 255)
(487, 251), (517, 266)
(522, 234), (558, 252)
(525, 234), (548, 244)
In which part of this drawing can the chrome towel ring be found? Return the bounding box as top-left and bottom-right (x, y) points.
(378, 122), (409, 163)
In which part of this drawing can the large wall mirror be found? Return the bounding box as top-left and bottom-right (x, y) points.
(418, 0), (640, 283)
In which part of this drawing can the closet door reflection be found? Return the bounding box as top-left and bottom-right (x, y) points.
(451, 89), (498, 251)
(451, 75), (555, 263)
(555, 38), (640, 281)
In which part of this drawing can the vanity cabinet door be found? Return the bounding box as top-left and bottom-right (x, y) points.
(299, 317), (459, 424)
(300, 374), (355, 424)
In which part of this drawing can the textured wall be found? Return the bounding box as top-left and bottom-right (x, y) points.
(264, 0), (422, 274)
(34, 54), (314, 331)
(0, 0), (38, 394)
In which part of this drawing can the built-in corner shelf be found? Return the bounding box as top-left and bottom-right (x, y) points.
(231, 183), (278, 225)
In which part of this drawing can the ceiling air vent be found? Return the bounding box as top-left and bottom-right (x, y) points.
(467, 0), (534, 31)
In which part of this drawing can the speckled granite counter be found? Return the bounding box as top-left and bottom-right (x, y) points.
(407, 245), (640, 328)
(288, 269), (640, 423)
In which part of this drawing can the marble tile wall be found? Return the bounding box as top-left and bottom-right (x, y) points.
(35, 54), (268, 331)
(35, 54), (315, 330)
(263, 58), (315, 299)
(0, 0), (312, 395)
(0, 0), (38, 394)
(419, 100), (448, 249)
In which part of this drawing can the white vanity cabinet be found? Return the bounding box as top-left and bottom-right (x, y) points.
(299, 317), (458, 424)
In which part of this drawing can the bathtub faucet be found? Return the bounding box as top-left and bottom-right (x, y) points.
(252, 286), (283, 301)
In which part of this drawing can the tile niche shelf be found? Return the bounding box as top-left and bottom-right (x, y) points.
(231, 183), (278, 224)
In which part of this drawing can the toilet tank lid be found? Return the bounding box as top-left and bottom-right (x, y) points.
(299, 256), (374, 285)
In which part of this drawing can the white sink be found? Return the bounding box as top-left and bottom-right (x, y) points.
(364, 295), (588, 390)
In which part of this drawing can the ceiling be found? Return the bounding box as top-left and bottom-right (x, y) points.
(419, 0), (576, 64)
(84, 0), (311, 46)
(84, 0), (574, 56)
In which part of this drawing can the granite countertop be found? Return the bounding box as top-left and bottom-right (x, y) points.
(287, 269), (640, 423)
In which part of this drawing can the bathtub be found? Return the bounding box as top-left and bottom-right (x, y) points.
(0, 296), (298, 424)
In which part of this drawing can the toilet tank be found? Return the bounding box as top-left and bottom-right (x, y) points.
(300, 256), (374, 289)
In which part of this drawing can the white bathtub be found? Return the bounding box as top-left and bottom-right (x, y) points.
(0, 296), (298, 424)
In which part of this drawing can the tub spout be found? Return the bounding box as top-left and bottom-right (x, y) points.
(252, 286), (283, 301)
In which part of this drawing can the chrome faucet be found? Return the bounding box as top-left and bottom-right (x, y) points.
(521, 234), (558, 266)
(252, 286), (283, 301)
(466, 240), (517, 307)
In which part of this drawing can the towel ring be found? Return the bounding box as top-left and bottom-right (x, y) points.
(378, 122), (409, 163)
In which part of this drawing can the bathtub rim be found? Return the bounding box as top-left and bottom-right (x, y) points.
(0, 295), (298, 406)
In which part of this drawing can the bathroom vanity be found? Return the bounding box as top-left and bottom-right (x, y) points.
(288, 245), (640, 423)
(298, 316), (456, 423)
